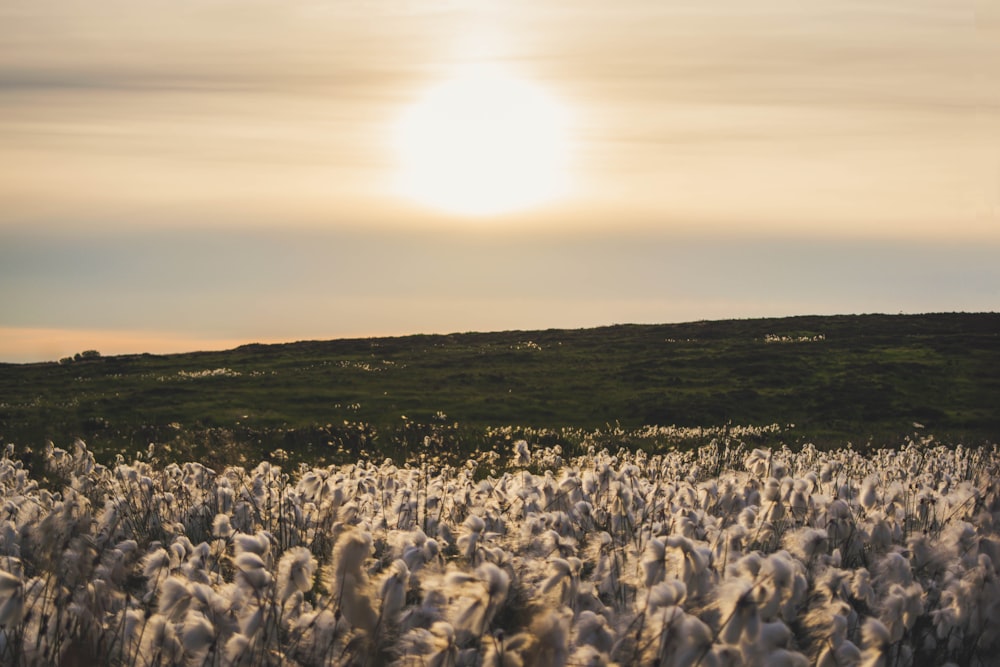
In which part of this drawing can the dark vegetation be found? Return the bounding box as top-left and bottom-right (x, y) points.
(1, 313), (997, 468)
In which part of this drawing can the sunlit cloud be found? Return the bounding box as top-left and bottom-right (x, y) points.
(0, 0), (996, 356)
(1, 0), (995, 237)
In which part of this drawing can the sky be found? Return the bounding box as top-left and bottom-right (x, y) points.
(1, 0), (997, 363)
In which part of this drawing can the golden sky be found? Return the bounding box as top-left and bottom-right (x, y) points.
(1, 0), (997, 361)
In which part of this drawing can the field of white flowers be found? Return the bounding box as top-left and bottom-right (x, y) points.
(0, 435), (998, 667)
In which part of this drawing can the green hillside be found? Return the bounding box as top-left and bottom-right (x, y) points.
(1, 313), (997, 466)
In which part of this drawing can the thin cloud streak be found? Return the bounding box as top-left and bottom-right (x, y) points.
(1, 0), (996, 238)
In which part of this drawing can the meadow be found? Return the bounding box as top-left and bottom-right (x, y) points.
(0, 313), (997, 665)
(1, 313), (998, 469)
(0, 434), (997, 666)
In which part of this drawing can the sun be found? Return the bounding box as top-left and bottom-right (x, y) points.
(392, 64), (571, 217)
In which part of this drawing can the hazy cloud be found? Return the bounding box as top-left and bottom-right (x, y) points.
(0, 0), (995, 359)
(2, 227), (996, 358)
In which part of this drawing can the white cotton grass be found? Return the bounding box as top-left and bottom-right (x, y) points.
(513, 440), (532, 467)
(327, 526), (378, 633)
(276, 545), (316, 603)
(457, 514), (487, 563)
(783, 527), (829, 563)
(716, 579), (760, 645)
(378, 558), (411, 621)
(157, 574), (196, 622)
(0, 436), (996, 665)
(641, 538), (667, 588)
(212, 513), (233, 539)
(233, 531), (271, 562)
(860, 616), (892, 667)
(572, 610), (614, 654)
(180, 610), (215, 656)
(540, 556), (582, 608)
(0, 569), (23, 626)
(447, 561), (511, 640)
(396, 621), (459, 667)
(860, 478), (879, 514)
(234, 551), (271, 591)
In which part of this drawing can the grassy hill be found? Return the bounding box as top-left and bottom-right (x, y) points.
(1, 313), (997, 466)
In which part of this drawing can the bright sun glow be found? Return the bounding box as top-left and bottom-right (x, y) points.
(393, 64), (571, 217)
